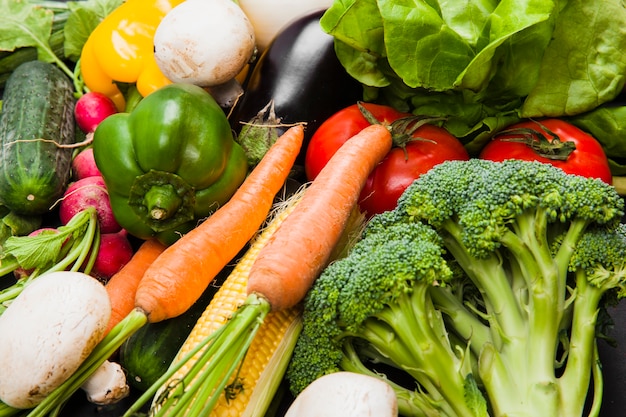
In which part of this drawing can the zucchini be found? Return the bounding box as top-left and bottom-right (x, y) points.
(0, 60), (77, 215)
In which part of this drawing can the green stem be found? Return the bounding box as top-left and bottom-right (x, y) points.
(122, 324), (227, 416)
(0, 208), (100, 310)
(144, 185), (182, 221)
(0, 401), (21, 416)
(586, 342), (604, 417)
(139, 294), (271, 417)
(429, 285), (492, 353)
(26, 309), (148, 417)
(340, 342), (450, 417)
(0, 258), (20, 278)
(361, 286), (480, 417)
(441, 219), (526, 345)
(558, 273), (605, 416)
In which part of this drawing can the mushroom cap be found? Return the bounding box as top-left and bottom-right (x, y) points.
(0, 271), (110, 409)
(154, 0), (256, 87)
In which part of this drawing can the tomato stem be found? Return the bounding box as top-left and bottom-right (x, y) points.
(356, 102), (445, 157)
(495, 123), (577, 161)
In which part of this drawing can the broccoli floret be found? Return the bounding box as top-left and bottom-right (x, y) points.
(288, 215), (484, 416)
(287, 159), (626, 417)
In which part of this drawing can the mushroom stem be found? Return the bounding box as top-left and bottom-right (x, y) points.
(81, 360), (130, 405)
(207, 78), (244, 109)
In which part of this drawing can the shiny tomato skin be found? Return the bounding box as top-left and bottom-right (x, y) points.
(304, 103), (409, 180)
(479, 119), (612, 184)
(305, 103), (470, 216)
(359, 124), (469, 215)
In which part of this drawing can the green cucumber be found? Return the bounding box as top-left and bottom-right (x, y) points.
(0, 60), (77, 215)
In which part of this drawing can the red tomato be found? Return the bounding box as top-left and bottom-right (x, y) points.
(479, 119), (612, 184)
(304, 103), (469, 216)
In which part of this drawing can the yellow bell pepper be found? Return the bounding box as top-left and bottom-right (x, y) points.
(80, 0), (185, 111)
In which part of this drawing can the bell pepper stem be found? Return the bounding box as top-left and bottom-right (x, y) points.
(143, 184), (182, 221)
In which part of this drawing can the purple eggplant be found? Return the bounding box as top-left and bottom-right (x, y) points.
(229, 9), (363, 165)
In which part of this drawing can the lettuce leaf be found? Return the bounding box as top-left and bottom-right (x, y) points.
(568, 103), (626, 175)
(321, 0), (626, 150)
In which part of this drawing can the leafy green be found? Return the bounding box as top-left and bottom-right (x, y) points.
(0, 0), (122, 93)
(0, 0), (75, 80)
(0, 208), (41, 248)
(568, 103), (626, 175)
(321, 0), (626, 153)
(0, 207), (100, 314)
(0, 0), (56, 60)
(64, 0), (123, 62)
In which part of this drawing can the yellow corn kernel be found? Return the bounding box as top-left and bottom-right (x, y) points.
(157, 189), (304, 416)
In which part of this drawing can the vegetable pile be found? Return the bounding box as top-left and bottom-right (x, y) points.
(0, 0), (626, 416)
(288, 158), (626, 416)
(320, 0), (626, 155)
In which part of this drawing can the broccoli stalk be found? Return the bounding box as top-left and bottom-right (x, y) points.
(287, 159), (626, 417)
(288, 219), (486, 416)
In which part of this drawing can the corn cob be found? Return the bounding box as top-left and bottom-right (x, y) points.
(152, 189), (305, 417)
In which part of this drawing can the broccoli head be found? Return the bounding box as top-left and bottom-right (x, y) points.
(287, 159), (626, 417)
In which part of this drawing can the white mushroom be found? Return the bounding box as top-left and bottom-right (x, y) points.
(285, 371), (399, 417)
(0, 271), (116, 409)
(238, 0), (334, 52)
(81, 359), (129, 405)
(153, 0), (256, 87)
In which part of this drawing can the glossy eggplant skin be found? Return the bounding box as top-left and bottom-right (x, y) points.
(230, 9), (364, 164)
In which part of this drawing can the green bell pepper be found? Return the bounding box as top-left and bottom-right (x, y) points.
(92, 83), (248, 244)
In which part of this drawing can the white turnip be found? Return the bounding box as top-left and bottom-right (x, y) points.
(153, 0), (255, 87)
(0, 271), (113, 409)
(59, 176), (121, 234)
(75, 92), (118, 134)
(285, 372), (398, 417)
(72, 147), (102, 180)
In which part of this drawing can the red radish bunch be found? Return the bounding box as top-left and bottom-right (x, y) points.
(74, 92), (118, 134)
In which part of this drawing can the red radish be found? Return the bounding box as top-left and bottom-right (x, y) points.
(91, 230), (134, 281)
(72, 147), (102, 180)
(59, 176), (121, 234)
(75, 92), (118, 134)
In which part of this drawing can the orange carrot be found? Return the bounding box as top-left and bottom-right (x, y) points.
(135, 124), (304, 322)
(124, 124), (392, 417)
(247, 123), (392, 311)
(103, 238), (167, 335)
